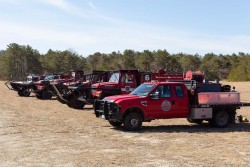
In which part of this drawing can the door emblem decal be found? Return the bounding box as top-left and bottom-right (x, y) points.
(161, 100), (171, 112)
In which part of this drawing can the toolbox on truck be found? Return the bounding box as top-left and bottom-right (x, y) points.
(198, 92), (240, 104)
(190, 108), (212, 119)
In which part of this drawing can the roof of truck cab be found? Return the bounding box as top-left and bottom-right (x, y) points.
(144, 81), (185, 85)
(111, 70), (139, 73)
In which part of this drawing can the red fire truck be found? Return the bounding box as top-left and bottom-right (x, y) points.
(91, 69), (186, 100)
(94, 80), (250, 131)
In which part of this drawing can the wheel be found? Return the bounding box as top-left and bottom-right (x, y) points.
(211, 110), (230, 128)
(67, 102), (72, 108)
(70, 96), (85, 109)
(18, 90), (23, 96)
(57, 97), (67, 104)
(42, 91), (53, 99)
(22, 89), (30, 97)
(187, 118), (203, 125)
(124, 112), (142, 131)
(109, 120), (122, 127)
(36, 94), (42, 99)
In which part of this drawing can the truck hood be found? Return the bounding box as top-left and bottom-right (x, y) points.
(52, 78), (70, 82)
(104, 94), (142, 103)
(33, 80), (44, 84)
(11, 81), (32, 84)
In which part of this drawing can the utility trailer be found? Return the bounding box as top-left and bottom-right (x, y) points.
(5, 74), (41, 97)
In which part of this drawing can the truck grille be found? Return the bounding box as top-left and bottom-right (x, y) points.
(94, 100), (117, 119)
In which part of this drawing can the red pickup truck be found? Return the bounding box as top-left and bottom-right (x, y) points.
(94, 81), (250, 131)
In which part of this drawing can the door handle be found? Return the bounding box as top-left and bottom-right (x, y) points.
(172, 100), (175, 105)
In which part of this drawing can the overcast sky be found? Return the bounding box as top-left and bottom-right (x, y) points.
(1, 0), (250, 56)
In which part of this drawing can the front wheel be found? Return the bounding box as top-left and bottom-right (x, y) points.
(70, 96), (85, 109)
(36, 94), (42, 99)
(18, 90), (23, 96)
(124, 112), (142, 131)
(22, 89), (30, 97)
(57, 97), (67, 104)
(42, 91), (53, 99)
(18, 89), (30, 97)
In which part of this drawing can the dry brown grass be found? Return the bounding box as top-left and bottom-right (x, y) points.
(0, 81), (250, 167)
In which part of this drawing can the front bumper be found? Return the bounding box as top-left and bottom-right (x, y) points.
(6, 81), (34, 91)
(94, 100), (122, 121)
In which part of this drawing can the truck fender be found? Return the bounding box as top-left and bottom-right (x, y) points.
(122, 107), (144, 122)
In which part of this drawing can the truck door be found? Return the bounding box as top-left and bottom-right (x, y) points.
(120, 72), (137, 94)
(146, 84), (189, 119)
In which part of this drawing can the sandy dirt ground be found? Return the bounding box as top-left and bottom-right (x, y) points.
(0, 81), (250, 167)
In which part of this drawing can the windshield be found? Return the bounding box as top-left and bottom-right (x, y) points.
(130, 83), (156, 96)
(44, 75), (53, 81)
(109, 72), (119, 82)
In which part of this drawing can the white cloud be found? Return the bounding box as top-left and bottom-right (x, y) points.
(40, 0), (72, 11)
(0, 19), (96, 54)
(89, 24), (250, 55)
(88, 1), (97, 10)
(38, 0), (92, 19)
(1, 12), (250, 56)
(38, 0), (115, 22)
(0, 0), (21, 5)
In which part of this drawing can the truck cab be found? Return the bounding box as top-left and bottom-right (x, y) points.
(91, 70), (153, 99)
(146, 83), (189, 119)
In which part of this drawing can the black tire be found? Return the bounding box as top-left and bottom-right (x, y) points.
(42, 91), (53, 99)
(67, 102), (72, 108)
(109, 120), (122, 127)
(187, 118), (203, 125)
(124, 112), (142, 131)
(22, 89), (30, 97)
(211, 110), (230, 128)
(36, 94), (43, 99)
(70, 96), (85, 109)
(57, 97), (67, 104)
(18, 90), (23, 96)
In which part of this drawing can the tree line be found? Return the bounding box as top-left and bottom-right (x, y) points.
(0, 43), (250, 81)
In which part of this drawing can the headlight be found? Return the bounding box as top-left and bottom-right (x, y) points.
(103, 98), (114, 102)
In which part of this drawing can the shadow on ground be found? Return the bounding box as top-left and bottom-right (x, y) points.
(112, 122), (250, 133)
